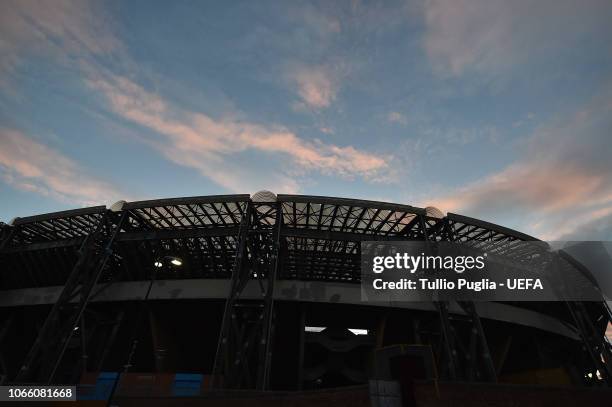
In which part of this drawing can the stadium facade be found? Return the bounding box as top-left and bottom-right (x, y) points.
(0, 191), (611, 400)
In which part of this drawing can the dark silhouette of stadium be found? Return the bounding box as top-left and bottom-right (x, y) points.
(0, 191), (611, 402)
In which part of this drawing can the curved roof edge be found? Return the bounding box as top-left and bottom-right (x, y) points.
(5, 194), (540, 242)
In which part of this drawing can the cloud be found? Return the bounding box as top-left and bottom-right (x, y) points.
(86, 71), (389, 192)
(0, 0), (122, 87)
(1, 0), (390, 194)
(432, 163), (608, 217)
(387, 111), (408, 126)
(549, 207), (612, 242)
(0, 1), (131, 207)
(0, 128), (124, 206)
(291, 65), (338, 109)
(426, 85), (612, 239)
(422, 0), (612, 78)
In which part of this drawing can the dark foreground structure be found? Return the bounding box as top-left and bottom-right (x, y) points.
(0, 192), (611, 405)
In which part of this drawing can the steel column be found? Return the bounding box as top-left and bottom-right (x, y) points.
(213, 200), (282, 389)
(13, 210), (127, 383)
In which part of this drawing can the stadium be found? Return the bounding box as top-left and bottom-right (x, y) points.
(0, 191), (611, 406)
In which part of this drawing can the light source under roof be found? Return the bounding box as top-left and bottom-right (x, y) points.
(153, 256), (182, 268)
(304, 326), (326, 333)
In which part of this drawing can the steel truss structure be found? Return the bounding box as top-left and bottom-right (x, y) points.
(212, 200), (282, 389)
(0, 193), (611, 389)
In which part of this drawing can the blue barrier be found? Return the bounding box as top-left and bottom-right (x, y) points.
(77, 371), (119, 400)
(172, 373), (203, 397)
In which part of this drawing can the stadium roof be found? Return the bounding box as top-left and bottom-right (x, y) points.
(1, 193), (543, 288)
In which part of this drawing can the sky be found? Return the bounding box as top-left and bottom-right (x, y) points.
(1, 0), (612, 241)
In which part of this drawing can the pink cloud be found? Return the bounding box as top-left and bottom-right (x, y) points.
(432, 163), (605, 215)
(0, 128), (124, 206)
(292, 66), (337, 109)
(424, 85), (612, 240)
(87, 72), (389, 192)
(0, 0), (122, 87)
(1, 0), (388, 194)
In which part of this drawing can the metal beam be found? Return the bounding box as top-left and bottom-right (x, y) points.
(257, 205), (283, 389)
(123, 194), (250, 210)
(3, 227), (241, 253)
(213, 202), (253, 388)
(280, 226), (410, 242)
(2, 237), (84, 253)
(11, 206), (106, 227)
(446, 213), (539, 242)
(277, 194), (425, 215)
(115, 226), (240, 242)
(14, 210), (127, 384)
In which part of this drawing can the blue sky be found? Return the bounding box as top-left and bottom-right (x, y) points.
(1, 0), (612, 240)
